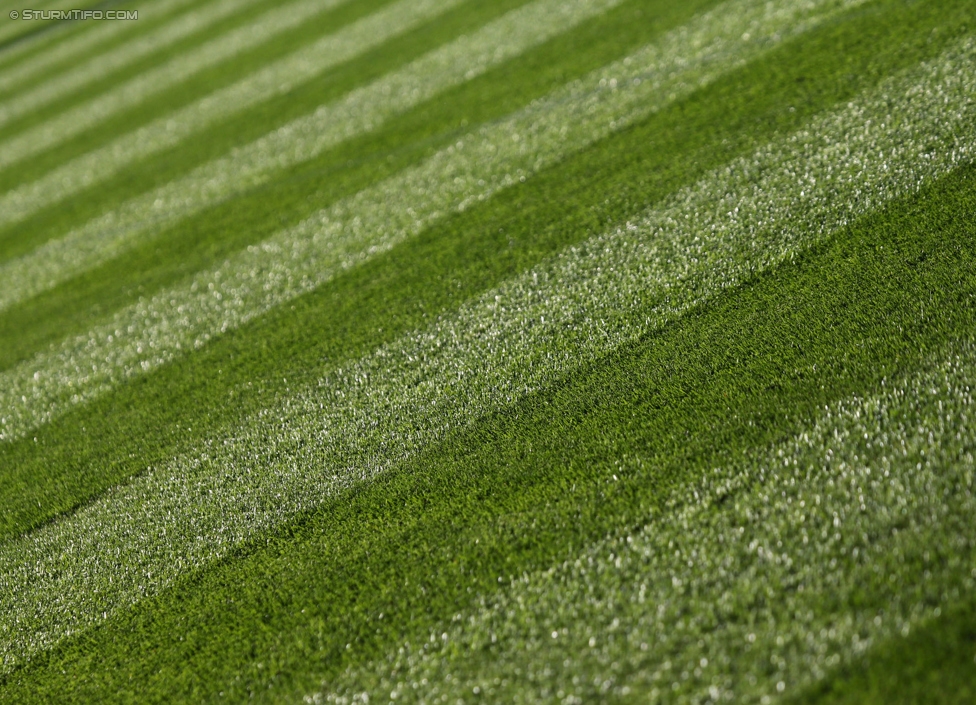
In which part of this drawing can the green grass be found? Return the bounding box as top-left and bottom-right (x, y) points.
(0, 0), (175, 87)
(0, 0), (393, 180)
(0, 0), (966, 546)
(793, 601), (976, 705)
(0, 0), (405, 220)
(1, 0), (974, 701)
(0, 0), (712, 347)
(5, 139), (976, 705)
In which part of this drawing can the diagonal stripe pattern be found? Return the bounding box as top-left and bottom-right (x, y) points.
(0, 0), (200, 96)
(1, 30), (971, 674)
(0, 0), (627, 313)
(0, 0), (360, 181)
(0, 0), (266, 129)
(311, 336), (976, 704)
(0, 0), (865, 443)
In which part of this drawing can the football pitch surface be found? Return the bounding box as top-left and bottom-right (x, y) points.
(0, 0), (975, 701)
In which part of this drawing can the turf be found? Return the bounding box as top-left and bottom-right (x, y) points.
(0, 0), (193, 93)
(791, 600), (976, 705)
(0, 0), (390, 183)
(0, 0), (966, 546)
(5, 143), (976, 705)
(0, 0), (456, 229)
(0, 0), (974, 701)
(0, 0), (711, 346)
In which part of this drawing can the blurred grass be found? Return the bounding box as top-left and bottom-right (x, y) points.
(0, 0), (974, 701)
(0, 0), (967, 548)
(794, 599), (976, 704)
(5, 138), (975, 705)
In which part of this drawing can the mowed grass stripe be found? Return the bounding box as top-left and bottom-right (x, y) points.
(312, 338), (976, 704)
(4, 0), (928, 543)
(0, 0), (367, 185)
(0, 0), (627, 315)
(0, 0), (195, 97)
(7, 131), (976, 705)
(0, 0), (266, 130)
(0, 0), (858, 444)
(0, 35), (967, 671)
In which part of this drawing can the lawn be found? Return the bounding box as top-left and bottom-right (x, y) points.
(0, 0), (974, 701)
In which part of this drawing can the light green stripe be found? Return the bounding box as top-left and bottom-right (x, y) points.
(0, 0), (255, 112)
(0, 0), (360, 180)
(0, 0), (626, 314)
(0, 22), (964, 674)
(0, 0), (861, 444)
(311, 338), (976, 704)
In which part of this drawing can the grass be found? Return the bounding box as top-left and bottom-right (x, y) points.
(0, 0), (194, 93)
(5, 140), (976, 705)
(3, 0), (832, 455)
(792, 600), (976, 705)
(0, 0), (649, 323)
(0, 0), (709, 351)
(0, 0), (974, 701)
(0, 0), (387, 183)
(0, 0), (471, 234)
(0, 0), (966, 545)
